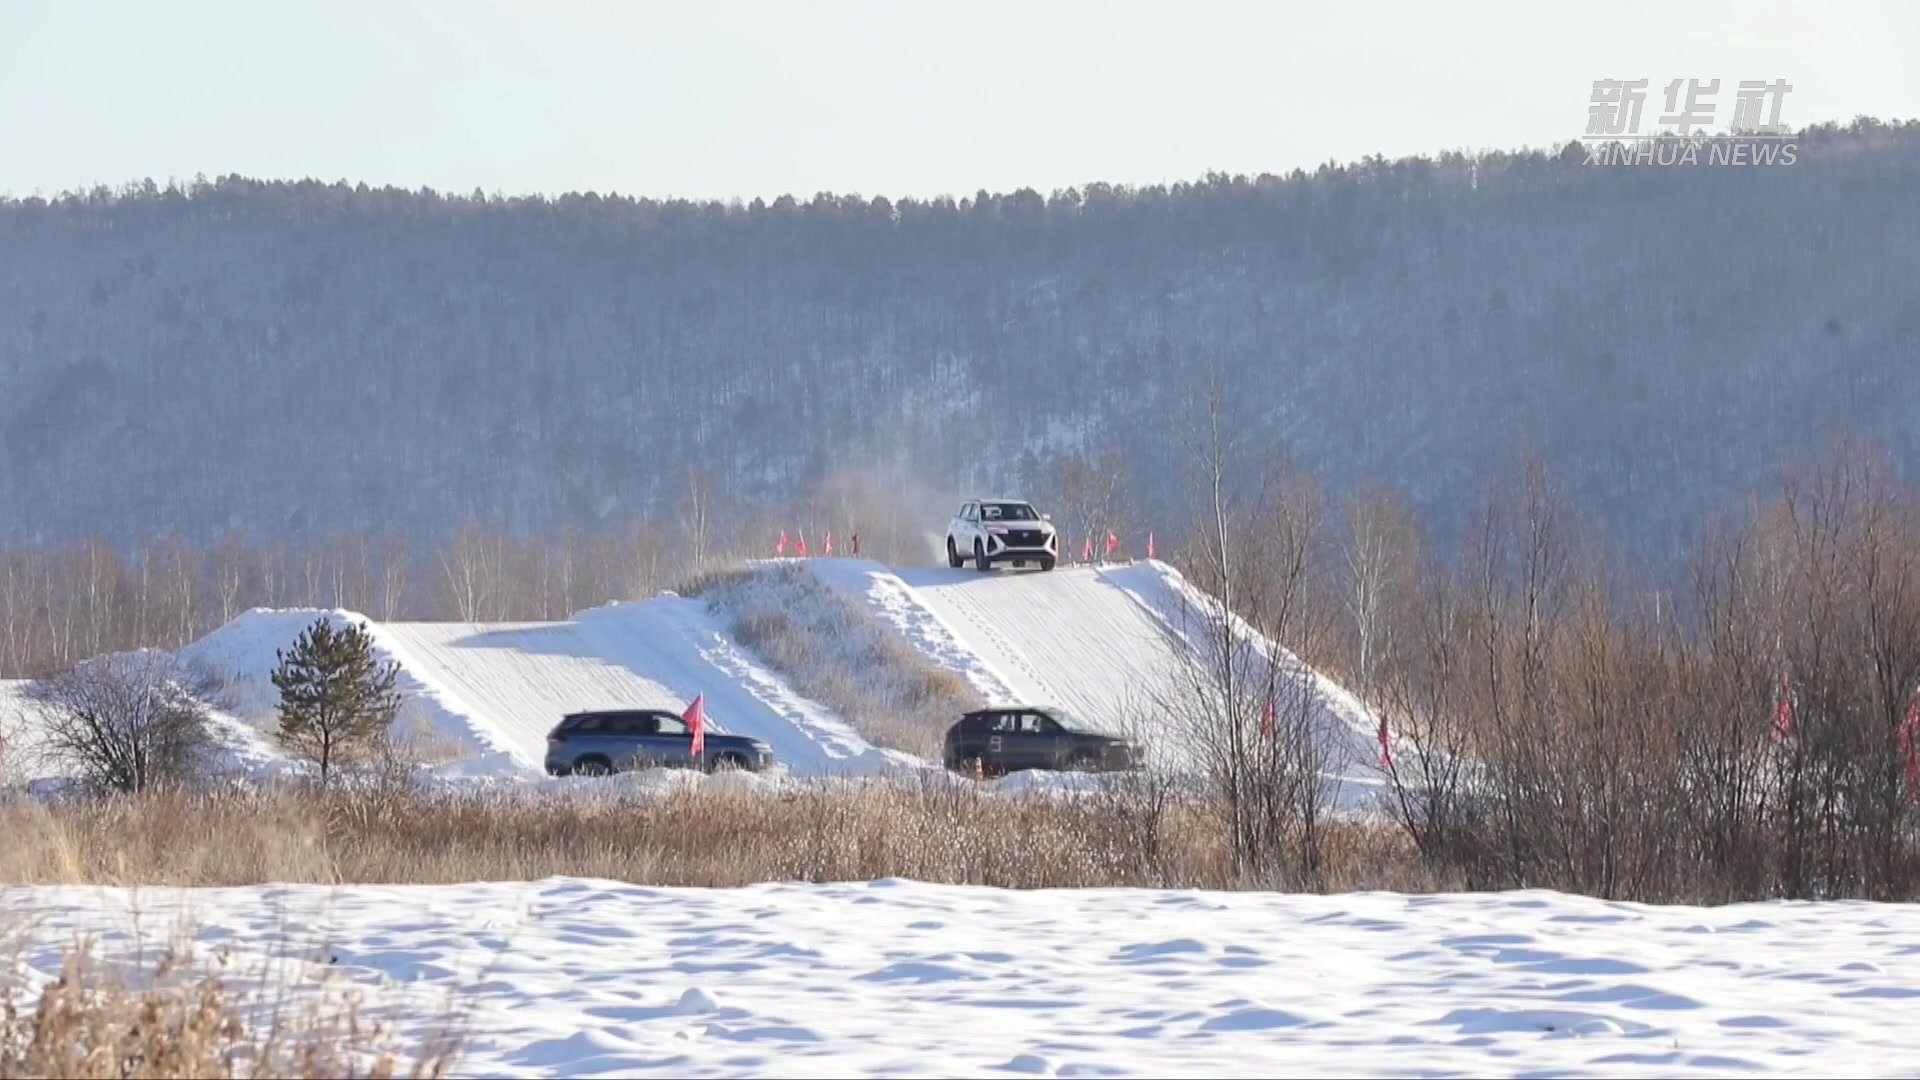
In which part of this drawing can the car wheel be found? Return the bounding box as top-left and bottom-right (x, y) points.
(1039, 556), (1055, 572)
(573, 755), (612, 777)
(947, 537), (964, 569)
(1066, 752), (1101, 772)
(975, 539), (991, 572)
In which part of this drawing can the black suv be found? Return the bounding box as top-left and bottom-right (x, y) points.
(942, 705), (1141, 776)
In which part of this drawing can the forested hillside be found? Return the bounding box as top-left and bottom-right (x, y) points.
(3, 119), (1917, 566)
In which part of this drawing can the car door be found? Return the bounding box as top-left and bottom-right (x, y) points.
(564, 713), (615, 764)
(981, 710), (1017, 770)
(954, 503), (979, 551)
(607, 712), (657, 768)
(1013, 711), (1067, 769)
(650, 712), (698, 767)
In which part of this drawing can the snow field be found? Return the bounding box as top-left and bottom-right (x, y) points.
(5, 879), (1917, 1078)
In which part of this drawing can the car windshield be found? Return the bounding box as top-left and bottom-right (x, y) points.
(1045, 709), (1090, 732)
(980, 502), (1037, 521)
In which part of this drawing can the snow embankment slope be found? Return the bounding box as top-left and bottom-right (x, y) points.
(181, 599), (910, 778)
(809, 558), (1378, 778)
(8, 878), (1917, 1078)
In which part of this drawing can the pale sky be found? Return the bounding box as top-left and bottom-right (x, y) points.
(2, 0), (1916, 201)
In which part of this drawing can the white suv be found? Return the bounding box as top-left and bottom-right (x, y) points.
(945, 498), (1058, 572)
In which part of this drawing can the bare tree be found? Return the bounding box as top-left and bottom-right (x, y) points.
(682, 467), (712, 571)
(1048, 450), (1131, 563)
(439, 523), (501, 621)
(24, 651), (216, 792)
(379, 536), (410, 621)
(1154, 369), (1340, 883)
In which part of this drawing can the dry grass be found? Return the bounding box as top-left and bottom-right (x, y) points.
(0, 777), (1432, 893)
(0, 937), (463, 1079)
(689, 564), (981, 758)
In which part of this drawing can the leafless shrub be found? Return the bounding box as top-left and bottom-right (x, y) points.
(0, 936), (464, 1078)
(22, 652), (217, 794)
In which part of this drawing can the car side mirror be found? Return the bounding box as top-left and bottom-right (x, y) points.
(1041, 513), (1051, 521)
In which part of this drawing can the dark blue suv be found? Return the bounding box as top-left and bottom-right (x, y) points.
(544, 709), (775, 776)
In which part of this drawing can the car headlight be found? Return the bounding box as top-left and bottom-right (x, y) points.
(987, 526), (1008, 535)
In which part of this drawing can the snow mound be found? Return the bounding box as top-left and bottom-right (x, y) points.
(179, 597), (912, 779)
(805, 558), (1380, 786)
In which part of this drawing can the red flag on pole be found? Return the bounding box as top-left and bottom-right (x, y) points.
(1899, 687), (1920, 797)
(684, 693), (706, 758)
(1105, 531), (1119, 559)
(1377, 716), (1394, 770)
(1147, 532), (1156, 560)
(824, 532), (834, 556)
(1771, 672), (1793, 742)
(1081, 536), (1093, 562)
(776, 531), (789, 556)
(796, 534), (808, 557)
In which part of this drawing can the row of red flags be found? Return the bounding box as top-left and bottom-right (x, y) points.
(1260, 697), (1395, 770)
(774, 531), (855, 557)
(772, 531), (1163, 560)
(1770, 673), (1920, 793)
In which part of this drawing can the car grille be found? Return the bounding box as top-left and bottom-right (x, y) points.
(1005, 529), (1045, 546)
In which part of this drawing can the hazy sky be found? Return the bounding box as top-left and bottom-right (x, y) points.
(3, 0), (1916, 201)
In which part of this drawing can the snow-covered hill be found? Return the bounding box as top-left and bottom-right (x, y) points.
(179, 595), (919, 779)
(7, 558), (1376, 788)
(8, 877), (1916, 1077)
(808, 558), (1381, 788)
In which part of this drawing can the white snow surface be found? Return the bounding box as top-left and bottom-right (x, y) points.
(5, 878), (1918, 1078)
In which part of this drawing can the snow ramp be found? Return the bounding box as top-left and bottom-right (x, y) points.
(180, 598), (911, 778)
(807, 558), (1380, 780)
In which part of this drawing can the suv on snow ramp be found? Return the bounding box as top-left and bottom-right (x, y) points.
(545, 709), (775, 776)
(946, 498), (1058, 571)
(943, 705), (1141, 776)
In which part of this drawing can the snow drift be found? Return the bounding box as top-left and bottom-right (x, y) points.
(6, 878), (1916, 1077)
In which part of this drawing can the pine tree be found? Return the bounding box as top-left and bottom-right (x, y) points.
(271, 617), (402, 783)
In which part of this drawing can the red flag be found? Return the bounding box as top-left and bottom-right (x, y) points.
(823, 532), (834, 556)
(1900, 688), (1920, 796)
(1377, 716), (1394, 770)
(1259, 698), (1275, 742)
(796, 534), (808, 557)
(776, 530), (788, 556)
(684, 693), (705, 758)
(1771, 672), (1793, 742)
(1105, 531), (1119, 558)
(1081, 536), (1093, 561)
(1147, 532), (1156, 560)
